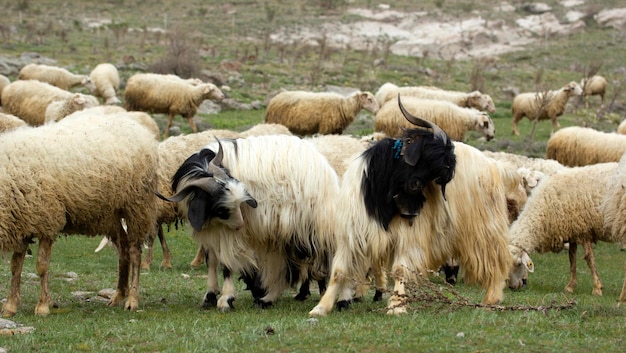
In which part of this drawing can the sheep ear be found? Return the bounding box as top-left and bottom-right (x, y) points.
(521, 251), (534, 273)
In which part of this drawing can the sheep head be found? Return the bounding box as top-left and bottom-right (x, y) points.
(563, 81), (583, 96)
(508, 245), (534, 290)
(155, 138), (257, 232)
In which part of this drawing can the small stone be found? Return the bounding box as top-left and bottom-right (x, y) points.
(456, 332), (465, 338)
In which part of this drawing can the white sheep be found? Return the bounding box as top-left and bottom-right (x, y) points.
(306, 134), (372, 178)
(508, 162), (618, 297)
(546, 126), (626, 167)
(580, 75), (608, 108)
(64, 105), (161, 139)
(0, 74), (10, 105)
(89, 63), (122, 105)
(124, 73), (225, 138)
(374, 82), (496, 113)
(511, 81), (582, 136)
(1, 80), (99, 126)
(374, 96), (495, 141)
(18, 63), (96, 91)
(599, 152), (626, 305)
(0, 112), (27, 132)
(0, 111), (159, 317)
(264, 90), (380, 135)
(618, 120), (626, 135)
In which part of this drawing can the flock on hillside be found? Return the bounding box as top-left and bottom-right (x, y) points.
(1, 61), (625, 319)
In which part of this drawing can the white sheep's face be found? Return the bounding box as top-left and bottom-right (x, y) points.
(508, 247), (534, 290)
(565, 81), (583, 96)
(477, 113), (495, 141)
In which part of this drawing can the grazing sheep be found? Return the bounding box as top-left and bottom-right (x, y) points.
(375, 96), (495, 141)
(0, 74), (10, 105)
(0, 111), (159, 317)
(599, 153), (626, 304)
(1, 80), (99, 126)
(580, 75), (608, 108)
(508, 162), (618, 297)
(264, 90), (379, 136)
(18, 63), (95, 91)
(124, 73), (225, 138)
(374, 82), (496, 113)
(89, 63), (121, 105)
(309, 97), (512, 316)
(0, 112), (26, 132)
(546, 126), (626, 167)
(157, 134), (341, 311)
(511, 81), (582, 136)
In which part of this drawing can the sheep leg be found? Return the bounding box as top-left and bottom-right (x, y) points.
(618, 262), (626, 306)
(186, 115), (198, 134)
(163, 113), (175, 139)
(158, 226), (173, 269)
(190, 245), (207, 267)
(202, 246), (220, 309)
(511, 116), (521, 136)
(582, 241), (603, 296)
(125, 240), (142, 311)
(110, 228), (130, 307)
(1, 249), (28, 318)
(34, 237), (53, 316)
(565, 241), (578, 293)
(141, 230), (155, 270)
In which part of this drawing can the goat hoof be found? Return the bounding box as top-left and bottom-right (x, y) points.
(254, 299), (273, 309)
(202, 292), (218, 309)
(336, 300), (351, 311)
(373, 290), (384, 302)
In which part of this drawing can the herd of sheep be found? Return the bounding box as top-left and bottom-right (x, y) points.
(1, 61), (624, 318)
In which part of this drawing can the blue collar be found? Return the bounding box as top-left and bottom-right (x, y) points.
(392, 139), (403, 159)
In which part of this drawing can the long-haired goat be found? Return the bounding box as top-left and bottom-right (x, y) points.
(157, 134), (340, 311)
(309, 95), (513, 316)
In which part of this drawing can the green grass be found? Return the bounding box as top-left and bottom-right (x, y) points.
(2, 0), (626, 351)
(3, 229), (626, 352)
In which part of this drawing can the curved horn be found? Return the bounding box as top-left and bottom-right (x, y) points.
(397, 94), (449, 143)
(207, 137), (229, 179)
(155, 177), (222, 203)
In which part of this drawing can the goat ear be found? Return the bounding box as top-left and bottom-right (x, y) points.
(401, 140), (420, 166)
(187, 197), (208, 232)
(245, 193), (258, 208)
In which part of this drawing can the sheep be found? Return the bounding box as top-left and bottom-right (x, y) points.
(309, 96), (512, 316)
(64, 105), (161, 139)
(89, 63), (122, 105)
(618, 120), (626, 135)
(264, 90), (379, 136)
(545, 126), (626, 167)
(374, 96), (495, 142)
(124, 73), (225, 138)
(0, 111), (159, 317)
(511, 81), (582, 136)
(508, 162), (619, 297)
(306, 134), (373, 178)
(482, 150), (566, 178)
(0, 112), (27, 132)
(599, 152), (626, 304)
(0, 74), (10, 105)
(374, 82), (496, 113)
(580, 75), (608, 108)
(1, 80), (99, 126)
(18, 63), (95, 92)
(156, 134), (341, 312)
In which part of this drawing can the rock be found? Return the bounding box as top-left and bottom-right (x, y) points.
(595, 8), (626, 30)
(97, 288), (116, 299)
(521, 3), (552, 14)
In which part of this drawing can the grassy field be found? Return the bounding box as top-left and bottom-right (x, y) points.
(2, 0), (626, 352)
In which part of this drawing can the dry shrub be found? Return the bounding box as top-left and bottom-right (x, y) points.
(149, 27), (200, 79)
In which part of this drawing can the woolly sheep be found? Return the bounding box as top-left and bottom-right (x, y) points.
(0, 111), (159, 317)
(508, 162), (618, 297)
(264, 90), (379, 136)
(158, 135), (341, 311)
(511, 81), (582, 136)
(0, 74), (10, 105)
(309, 99), (511, 316)
(306, 134), (372, 178)
(18, 63), (96, 91)
(124, 73), (225, 138)
(2, 80), (99, 126)
(546, 126), (626, 167)
(0, 112), (26, 132)
(374, 82), (496, 113)
(89, 63), (122, 105)
(599, 153), (626, 304)
(580, 75), (608, 108)
(375, 96), (495, 141)
(65, 105), (161, 139)
(618, 120), (626, 135)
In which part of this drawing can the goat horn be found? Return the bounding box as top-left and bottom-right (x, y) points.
(207, 137), (229, 179)
(155, 177), (221, 202)
(397, 94), (449, 143)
